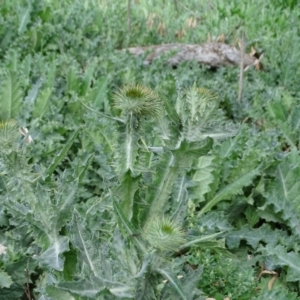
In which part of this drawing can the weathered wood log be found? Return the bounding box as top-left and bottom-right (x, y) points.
(123, 42), (262, 70)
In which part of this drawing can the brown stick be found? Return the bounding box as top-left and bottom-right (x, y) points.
(238, 31), (245, 103)
(206, 0), (216, 10)
(176, 1), (194, 13)
(173, 0), (179, 13)
(24, 268), (32, 300)
(127, 0), (132, 33)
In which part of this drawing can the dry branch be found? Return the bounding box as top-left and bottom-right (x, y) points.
(238, 31), (246, 103)
(122, 42), (262, 70)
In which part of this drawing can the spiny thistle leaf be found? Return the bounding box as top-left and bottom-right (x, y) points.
(142, 152), (180, 226)
(68, 210), (105, 279)
(169, 175), (189, 223)
(113, 84), (162, 118)
(156, 268), (187, 300)
(142, 138), (213, 227)
(47, 128), (81, 177)
(113, 199), (148, 254)
(256, 288), (299, 300)
(56, 279), (105, 298)
(227, 224), (298, 254)
(262, 153), (300, 237)
(32, 87), (52, 120)
(189, 155), (215, 202)
(36, 236), (69, 271)
(261, 244), (300, 282)
(115, 171), (141, 221)
(142, 216), (185, 252)
(0, 271), (13, 289)
(114, 115), (140, 176)
(198, 164), (262, 217)
(176, 84), (238, 142)
(186, 87), (218, 122)
(0, 120), (20, 152)
(0, 70), (23, 121)
(176, 85), (219, 124)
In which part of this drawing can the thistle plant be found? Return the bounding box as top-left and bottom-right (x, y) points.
(106, 83), (237, 299)
(0, 80), (238, 299)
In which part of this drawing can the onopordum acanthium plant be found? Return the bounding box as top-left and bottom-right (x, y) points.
(102, 83), (239, 298)
(0, 82), (239, 299)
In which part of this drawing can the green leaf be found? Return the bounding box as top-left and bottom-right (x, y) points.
(45, 63), (57, 89)
(256, 287), (299, 300)
(170, 175), (189, 223)
(178, 232), (224, 252)
(113, 200), (147, 254)
(18, 3), (32, 35)
(267, 101), (288, 123)
(37, 236), (69, 271)
(46, 286), (75, 300)
(67, 210), (135, 297)
(47, 128), (81, 177)
(289, 105), (300, 133)
(68, 210), (103, 278)
(56, 279), (105, 298)
(80, 62), (96, 96)
(85, 77), (107, 109)
(226, 224), (281, 250)
(116, 171), (140, 221)
(278, 122), (297, 149)
(0, 271), (13, 288)
(197, 211), (233, 232)
(57, 278), (134, 299)
(244, 205), (260, 227)
(263, 154), (300, 237)
(52, 179), (78, 232)
(63, 249), (78, 281)
(77, 153), (94, 183)
(143, 138), (213, 227)
(180, 267), (203, 300)
(177, 85), (238, 142)
(157, 268), (187, 300)
(0, 71), (23, 121)
(69, 210), (128, 284)
(115, 114), (140, 176)
(0, 286), (24, 300)
(189, 156), (215, 202)
(198, 164), (261, 217)
(24, 78), (43, 106)
(32, 87), (52, 119)
(0, 120), (20, 152)
(261, 244), (300, 282)
(172, 139), (214, 169)
(142, 152), (179, 226)
(66, 67), (80, 94)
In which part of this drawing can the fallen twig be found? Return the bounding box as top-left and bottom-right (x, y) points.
(238, 31), (245, 103)
(127, 0), (132, 33)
